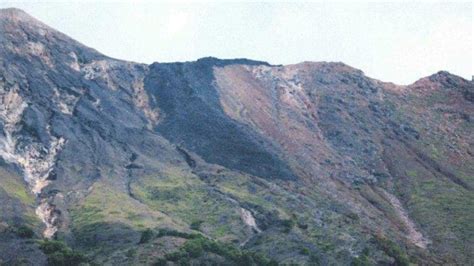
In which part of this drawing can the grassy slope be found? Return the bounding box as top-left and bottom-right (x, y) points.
(0, 165), (38, 226)
(126, 161), (397, 264)
(0, 165), (46, 265)
(387, 88), (474, 264)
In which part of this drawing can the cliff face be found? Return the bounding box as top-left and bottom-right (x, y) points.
(0, 8), (473, 265)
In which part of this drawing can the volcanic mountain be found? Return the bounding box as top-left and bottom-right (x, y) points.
(0, 8), (472, 265)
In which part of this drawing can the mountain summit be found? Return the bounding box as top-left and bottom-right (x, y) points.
(0, 9), (473, 265)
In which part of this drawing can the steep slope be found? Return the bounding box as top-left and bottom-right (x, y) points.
(0, 8), (472, 265)
(212, 63), (473, 264)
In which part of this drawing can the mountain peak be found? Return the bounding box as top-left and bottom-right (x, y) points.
(427, 70), (458, 81)
(0, 7), (27, 15)
(0, 8), (38, 23)
(410, 70), (470, 89)
(0, 7), (55, 38)
(0, 8), (105, 68)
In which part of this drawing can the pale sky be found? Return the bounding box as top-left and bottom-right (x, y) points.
(1, 1), (472, 84)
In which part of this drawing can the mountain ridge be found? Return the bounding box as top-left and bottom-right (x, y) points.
(0, 8), (473, 265)
(0, 7), (467, 86)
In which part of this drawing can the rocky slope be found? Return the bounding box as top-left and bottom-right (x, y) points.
(0, 8), (472, 265)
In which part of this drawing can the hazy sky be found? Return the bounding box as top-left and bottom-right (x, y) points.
(1, 1), (472, 84)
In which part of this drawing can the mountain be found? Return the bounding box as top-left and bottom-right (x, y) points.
(0, 8), (473, 265)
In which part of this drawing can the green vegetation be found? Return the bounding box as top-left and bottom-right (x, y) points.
(70, 181), (169, 233)
(396, 162), (474, 263)
(375, 236), (409, 266)
(129, 170), (247, 240)
(68, 162), (414, 265)
(0, 168), (35, 205)
(297, 221), (309, 230)
(38, 240), (88, 266)
(139, 228), (153, 244)
(137, 228), (278, 265)
(299, 247), (310, 255)
(280, 219), (295, 233)
(126, 249), (136, 258)
(162, 235), (277, 265)
(155, 228), (199, 239)
(351, 248), (371, 266)
(406, 170), (418, 178)
(190, 220), (204, 231)
(351, 255), (371, 266)
(0, 168), (40, 232)
(15, 225), (35, 238)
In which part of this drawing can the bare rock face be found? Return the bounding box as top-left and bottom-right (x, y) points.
(0, 8), (473, 265)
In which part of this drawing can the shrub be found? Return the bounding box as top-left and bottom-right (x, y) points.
(161, 234), (277, 265)
(309, 253), (322, 265)
(156, 228), (199, 239)
(352, 249), (371, 266)
(153, 257), (167, 266)
(164, 251), (185, 262)
(280, 219), (295, 233)
(376, 236), (409, 266)
(15, 225), (34, 238)
(139, 228), (153, 244)
(126, 249), (136, 258)
(346, 212), (360, 221)
(38, 240), (88, 266)
(47, 250), (87, 266)
(38, 240), (68, 254)
(183, 238), (204, 258)
(300, 247), (310, 255)
(297, 222), (308, 230)
(189, 220), (204, 231)
(352, 255), (371, 266)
